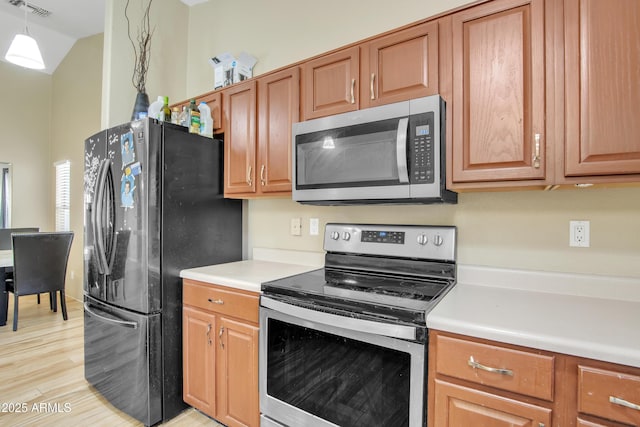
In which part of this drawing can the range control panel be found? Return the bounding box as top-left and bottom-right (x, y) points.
(324, 223), (456, 262)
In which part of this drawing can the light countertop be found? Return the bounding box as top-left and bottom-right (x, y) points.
(180, 251), (640, 368)
(427, 265), (640, 368)
(180, 257), (322, 294)
(0, 250), (11, 268)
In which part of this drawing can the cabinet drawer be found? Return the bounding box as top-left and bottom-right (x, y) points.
(578, 365), (640, 426)
(435, 334), (554, 401)
(434, 379), (552, 427)
(183, 279), (259, 324)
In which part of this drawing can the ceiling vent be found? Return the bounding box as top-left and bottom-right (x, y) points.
(8, 0), (52, 18)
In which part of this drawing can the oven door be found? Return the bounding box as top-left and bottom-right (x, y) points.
(259, 296), (426, 427)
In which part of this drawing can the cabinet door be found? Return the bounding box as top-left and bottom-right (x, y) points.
(434, 379), (552, 427)
(183, 306), (216, 417)
(223, 81), (257, 195)
(216, 317), (259, 427)
(257, 67), (300, 194)
(563, 0), (640, 177)
(450, 0), (546, 184)
(302, 46), (359, 120)
(200, 91), (223, 132)
(362, 21), (439, 108)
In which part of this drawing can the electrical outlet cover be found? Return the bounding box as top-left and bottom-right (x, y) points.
(569, 220), (590, 247)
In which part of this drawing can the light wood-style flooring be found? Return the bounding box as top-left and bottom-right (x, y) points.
(0, 295), (222, 427)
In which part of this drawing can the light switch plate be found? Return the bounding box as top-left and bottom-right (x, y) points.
(290, 218), (302, 236)
(310, 218), (319, 236)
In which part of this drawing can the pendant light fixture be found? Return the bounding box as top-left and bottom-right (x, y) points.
(4, 1), (45, 70)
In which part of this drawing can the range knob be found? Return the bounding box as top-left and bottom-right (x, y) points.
(433, 234), (444, 247)
(417, 234), (428, 245)
(342, 231), (351, 241)
(330, 231), (340, 240)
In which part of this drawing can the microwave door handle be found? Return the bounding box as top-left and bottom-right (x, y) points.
(396, 118), (409, 183)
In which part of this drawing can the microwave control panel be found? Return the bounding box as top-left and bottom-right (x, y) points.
(409, 112), (435, 183)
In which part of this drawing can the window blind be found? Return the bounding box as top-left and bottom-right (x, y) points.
(55, 160), (71, 232)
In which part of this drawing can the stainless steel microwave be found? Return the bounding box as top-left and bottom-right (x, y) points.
(292, 95), (457, 205)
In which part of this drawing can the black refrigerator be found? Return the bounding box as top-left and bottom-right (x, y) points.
(82, 118), (242, 426)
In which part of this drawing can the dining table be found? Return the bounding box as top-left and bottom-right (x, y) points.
(1, 249), (12, 326)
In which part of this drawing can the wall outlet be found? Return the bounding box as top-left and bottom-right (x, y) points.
(290, 218), (302, 236)
(309, 218), (319, 236)
(569, 220), (590, 247)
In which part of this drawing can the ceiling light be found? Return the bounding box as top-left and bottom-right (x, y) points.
(4, 1), (45, 70)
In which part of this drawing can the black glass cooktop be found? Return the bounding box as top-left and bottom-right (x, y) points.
(261, 267), (455, 326)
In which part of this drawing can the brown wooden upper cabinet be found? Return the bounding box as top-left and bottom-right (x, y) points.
(223, 67), (299, 198)
(170, 91), (223, 133)
(445, 0), (548, 188)
(302, 22), (440, 120)
(302, 47), (360, 120)
(223, 80), (257, 195)
(361, 21), (439, 109)
(561, 0), (640, 182)
(200, 91), (223, 133)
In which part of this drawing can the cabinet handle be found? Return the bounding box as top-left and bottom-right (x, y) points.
(260, 164), (266, 186)
(350, 78), (356, 104)
(206, 323), (212, 346)
(610, 396), (640, 411)
(468, 356), (514, 376)
(533, 133), (541, 169)
(246, 165), (253, 186)
(207, 298), (224, 305)
(219, 326), (224, 349)
(370, 73), (376, 100)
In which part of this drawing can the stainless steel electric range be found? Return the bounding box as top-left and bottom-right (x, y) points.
(259, 223), (457, 427)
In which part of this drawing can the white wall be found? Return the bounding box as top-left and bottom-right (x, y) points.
(101, 0), (640, 280)
(102, 0), (189, 128)
(51, 34), (104, 299)
(184, 0), (476, 95)
(0, 62), (52, 231)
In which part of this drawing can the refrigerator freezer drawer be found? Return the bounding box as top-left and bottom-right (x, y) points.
(84, 296), (162, 426)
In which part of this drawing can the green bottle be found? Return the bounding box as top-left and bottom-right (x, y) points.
(162, 96), (171, 122)
(189, 99), (200, 134)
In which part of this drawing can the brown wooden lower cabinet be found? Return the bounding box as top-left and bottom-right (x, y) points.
(183, 279), (260, 427)
(434, 379), (552, 427)
(429, 330), (640, 427)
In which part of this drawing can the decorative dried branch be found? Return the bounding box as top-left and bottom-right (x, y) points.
(125, 0), (154, 93)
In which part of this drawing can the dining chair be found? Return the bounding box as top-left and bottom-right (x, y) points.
(0, 227), (40, 250)
(6, 232), (74, 331)
(0, 228), (43, 304)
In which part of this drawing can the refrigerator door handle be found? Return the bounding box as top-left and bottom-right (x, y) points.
(103, 161), (116, 274)
(92, 159), (107, 274)
(94, 159), (111, 275)
(84, 302), (138, 329)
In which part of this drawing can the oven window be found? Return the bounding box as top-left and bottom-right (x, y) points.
(266, 318), (411, 427)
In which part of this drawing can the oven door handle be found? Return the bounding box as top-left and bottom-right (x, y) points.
(261, 296), (418, 341)
(396, 117), (410, 184)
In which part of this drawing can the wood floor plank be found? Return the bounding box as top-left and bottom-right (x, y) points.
(0, 295), (223, 426)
